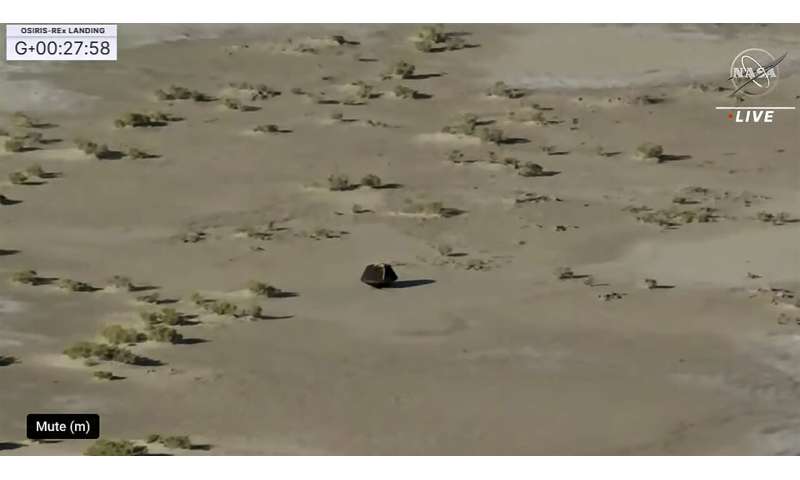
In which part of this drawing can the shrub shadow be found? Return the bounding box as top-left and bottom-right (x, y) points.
(386, 279), (436, 289)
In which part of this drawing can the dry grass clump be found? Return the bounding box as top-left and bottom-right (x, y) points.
(101, 325), (147, 345)
(476, 127), (505, 145)
(4, 138), (26, 153)
(11, 269), (41, 285)
(114, 112), (176, 128)
(361, 174), (382, 188)
(4, 131), (43, 152)
(63, 341), (143, 365)
(93, 370), (115, 380)
(74, 138), (113, 159)
(328, 174), (355, 191)
(155, 85), (213, 102)
(146, 434), (193, 450)
(393, 85), (420, 99)
(382, 61), (416, 80)
(642, 278), (658, 289)
(24, 164), (46, 178)
(403, 199), (464, 218)
(441, 113), (478, 135)
(145, 324), (183, 343)
(139, 308), (184, 326)
(223, 98), (258, 111)
(437, 243), (454, 256)
(508, 108), (547, 125)
(8, 171), (29, 185)
(253, 124), (280, 134)
(487, 81), (526, 99)
(634, 142), (664, 161)
(136, 292), (160, 304)
(413, 25), (465, 52)
(247, 281), (286, 298)
(554, 267), (575, 280)
(84, 439), (148, 456)
(126, 147), (153, 159)
(416, 24), (447, 44)
(517, 162), (545, 177)
(228, 82), (281, 101)
(10, 112), (36, 128)
(56, 278), (94, 292)
(0, 355), (17, 366)
(756, 211), (792, 225)
(635, 206), (716, 226)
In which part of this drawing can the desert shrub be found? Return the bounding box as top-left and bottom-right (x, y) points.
(352, 203), (370, 214)
(156, 435), (193, 450)
(382, 61), (415, 79)
(11, 112), (35, 128)
(352, 81), (374, 99)
(361, 174), (382, 188)
(63, 341), (142, 365)
(56, 278), (93, 292)
(517, 162), (545, 177)
(0, 355), (17, 366)
(224, 98), (244, 110)
(487, 81), (526, 99)
(93, 371), (115, 380)
(127, 148), (151, 159)
(437, 243), (453, 256)
(477, 127), (505, 144)
(146, 434), (162, 443)
(554, 267), (574, 280)
(329, 111), (344, 122)
(441, 113), (478, 135)
(290, 87), (306, 95)
(393, 85), (418, 99)
(636, 207), (716, 226)
(253, 124), (280, 134)
(159, 308), (181, 325)
(107, 275), (133, 291)
(24, 164), (46, 178)
(114, 112), (154, 128)
(190, 292), (207, 306)
(247, 281), (285, 298)
(416, 24), (447, 43)
(136, 293), (160, 304)
(414, 38), (434, 52)
(8, 171), (29, 185)
(445, 36), (466, 51)
(756, 211), (791, 225)
(327, 174), (353, 191)
(155, 85), (192, 100)
(102, 325), (146, 345)
(642, 278), (658, 289)
(634, 142), (664, 161)
(236, 304), (263, 319)
(84, 439), (147, 456)
(74, 138), (113, 159)
(209, 301), (238, 316)
(11, 270), (39, 285)
(4, 138), (26, 152)
(145, 324), (182, 343)
(508, 108), (547, 125)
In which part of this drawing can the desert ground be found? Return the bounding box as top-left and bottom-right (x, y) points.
(0, 24), (799, 455)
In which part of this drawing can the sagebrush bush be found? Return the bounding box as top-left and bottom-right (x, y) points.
(554, 267), (574, 280)
(477, 127), (504, 144)
(136, 292), (160, 304)
(253, 124), (280, 134)
(11, 112), (35, 128)
(11, 270), (39, 285)
(635, 142), (664, 160)
(56, 278), (93, 292)
(63, 341), (142, 365)
(382, 61), (415, 79)
(25, 164), (46, 178)
(361, 174), (382, 188)
(517, 162), (545, 177)
(8, 171), (28, 185)
(393, 85), (418, 99)
(145, 324), (183, 343)
(93, 371), (115, 380)
(107, 275), (133, 291)
(416, 24), (447, 44)
(74, 138), (113, 159)
(248, 281), (285, 298)
(487, 81), (525, 99)
(84, 439), (147, 456)
(4, 138), (26, 153)
(101, 325), (146, 345)
(441, 113), (478, 135)
(328, 174), (353, 191)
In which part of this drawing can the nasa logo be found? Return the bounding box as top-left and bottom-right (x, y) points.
(729, 48), (785, 97)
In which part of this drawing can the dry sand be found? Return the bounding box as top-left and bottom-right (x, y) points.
(0, 24), (799, 455)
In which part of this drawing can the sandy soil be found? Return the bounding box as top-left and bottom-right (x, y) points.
(0, 24), (799, 455)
